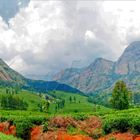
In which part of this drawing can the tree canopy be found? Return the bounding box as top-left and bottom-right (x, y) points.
(110, 80), (132, 110)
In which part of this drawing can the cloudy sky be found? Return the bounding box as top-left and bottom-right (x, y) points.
(0, 0), (139, 77)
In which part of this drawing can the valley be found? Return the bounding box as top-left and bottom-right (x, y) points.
(0, 41), (140, 140)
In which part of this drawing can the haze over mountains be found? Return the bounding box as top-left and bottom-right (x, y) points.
(0, 41), (140, 95)
(53, 41), (140, 94)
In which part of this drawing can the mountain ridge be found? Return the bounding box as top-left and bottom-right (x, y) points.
(1, 41), (140, 94)
(0, 59), (81, 94)
(53, 41), (140, 94)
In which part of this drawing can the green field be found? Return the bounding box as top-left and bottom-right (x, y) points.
(0, 87), (140, 140)
(48, 91), (111, 114)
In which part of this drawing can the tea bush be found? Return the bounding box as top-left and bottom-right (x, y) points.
(103, 115), (140, 134)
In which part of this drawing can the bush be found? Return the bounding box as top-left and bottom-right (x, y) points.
(67, 125), (77, 135)
(130, 118), (140, 134)
(15, 119), (33, 140)
(103, 117), (130, 134)
(13, 116), (47, 139)
(103, 115), (140, 134)
(73, 113), (88, 121)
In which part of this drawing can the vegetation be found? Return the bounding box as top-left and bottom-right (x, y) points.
(0, 84), (139, 140)
(47, 91), (106, 114)
(133, 92), (140, 105)
(102, 109), (140, 134)
(0, 88), (42, 111)
(0, 94), (28, 110)
(0, 133), (21, 140)
(110, 81), (132, 110)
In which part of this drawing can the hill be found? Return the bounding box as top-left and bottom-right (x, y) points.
(0, 86), (108, 114)
(47, 91), (109, 114)
(53, 41), (140, 94)
(0, 87), (42, 111)
(0, 59), (81, 94)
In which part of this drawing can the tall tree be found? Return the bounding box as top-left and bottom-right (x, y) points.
(110, 80), (132, 110)
(69, 96), (72, 103)
(74, 96), (76, 103)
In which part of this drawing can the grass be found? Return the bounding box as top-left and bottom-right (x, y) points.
(0, 110), (47, 119)
(48, 91), (111, 114)
(0, 89), (112, 118)
(0, 133), (21, 140)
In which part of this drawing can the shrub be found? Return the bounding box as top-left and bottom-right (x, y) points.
(103, 116), (130, 134)
(14, 116), (47, 139)
(103, 115), (140, 134)
(43, 122), (48, 132)
(67, 125), (77, 135)
(130, 118), (140, 134)
(73, 113), (88, 121)
(15, 119), (33, 140)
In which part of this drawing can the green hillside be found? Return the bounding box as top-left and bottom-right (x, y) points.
(47, 91), (110, 114)
(0, 87), (110, 116)
(0, 88), (42, 111)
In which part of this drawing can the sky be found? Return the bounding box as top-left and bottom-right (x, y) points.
(0, 0), (139, 77)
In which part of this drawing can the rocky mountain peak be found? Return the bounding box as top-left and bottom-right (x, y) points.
(126, 41), (140, 51)
(115, 41), (140, 75)
(87, 58), (114, 74)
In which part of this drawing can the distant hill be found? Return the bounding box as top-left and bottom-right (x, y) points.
(0, 59), (81, 94)
(53, 41), (140, 94)
(24, 79), (81, 93)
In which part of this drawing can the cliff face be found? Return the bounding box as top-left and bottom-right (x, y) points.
(53, 58), (115, 93)
(53, 41), (140, 94)
(115, 41), (140, 75)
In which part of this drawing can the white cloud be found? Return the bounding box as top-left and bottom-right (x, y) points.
(85, 30), (96, 40)
(0, 0), (140, 77)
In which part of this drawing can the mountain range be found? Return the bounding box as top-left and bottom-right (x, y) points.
(52, 41), (140, 94)
(0, 59), (81, 94)
(0, 41), (140, 95)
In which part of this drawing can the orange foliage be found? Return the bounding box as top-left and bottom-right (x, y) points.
(57, 131), (93, 140)
(31, 126), (42, 140)
(31, 126), (93, 140)
(135, 136), (140, 140)
(99, 132), (140, 140)
(0, 122), (16, 136)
